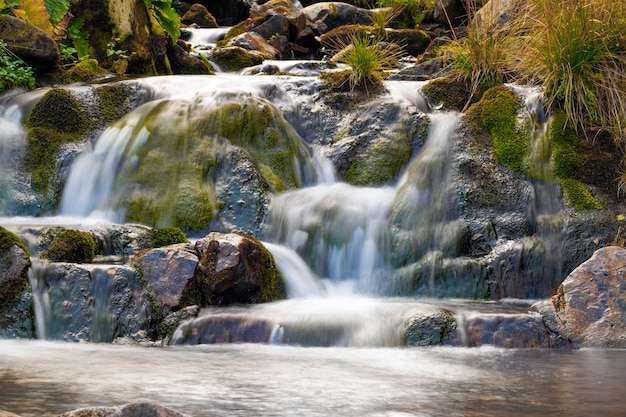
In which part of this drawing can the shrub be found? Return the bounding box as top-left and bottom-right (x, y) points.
(0, 40), (35, 91)
(440, 0), (513, 110)
(515, 0), (626, 138)
(334, 32), (403, 94)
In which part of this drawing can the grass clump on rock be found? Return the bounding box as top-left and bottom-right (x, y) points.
(41, 227), (95, 263)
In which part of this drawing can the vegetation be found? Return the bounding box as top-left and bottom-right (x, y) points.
(0, 226), (29, 256)
(41, 227), (96, 263)
(332, 32), (403, 94)
(559, 179), (603, 210)
(375, 0), (434, 27)
(0, 40), (35, 91)
(440, 0), (512, 110)
(515, 0), (626, 141)
(150, 227), (188, 248)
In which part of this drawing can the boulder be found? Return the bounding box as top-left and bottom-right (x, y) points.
(132, 244), (200, 315)
(194, 232), (285, 305)
(301, 2), (375, 33)
(251, 13), (290, 40)
(30, 261), (148, 342)
(171, 314), (275, 344)
(167, 42), (214, 74)
(0, 15), (59, 69)
(227, 32), (280, 59)
(210, 46), (265, 71)
(531, 246), (626, 348)
(405, 309), (457, 346)
(58, 402), (191, 417)
(181, 4), (219, 28)
(0, 227), (32, 338)
(459, 313), (569, 348)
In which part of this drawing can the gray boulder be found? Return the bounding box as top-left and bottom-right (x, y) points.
(531, 246), (626, 348)
(405, 308), (457, 346)
(301, 2), (375, 33)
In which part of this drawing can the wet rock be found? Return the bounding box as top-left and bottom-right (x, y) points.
(459, 312), (567, 348)
(210, 46), (265, 71)
(181, 4), (219, 28)
(171, 314), (274, 344)
(389, 59), (442, 81)
(0, 227), (32, 338)
(58, 402), (191, 417)
(386, 29), (431, 57)
(31, 261), (147, 342)
(0, 15), (59, 70)
(405, 309), (456, 346)
(132, 244), (200, 315)
(251, 13), (290, 40)
(531, 246), (626, 348)
(194, 232), (285, 305)
(227, 32), (280, 59)
(167, 42), (214, 75)
(301, 2), (375, 33)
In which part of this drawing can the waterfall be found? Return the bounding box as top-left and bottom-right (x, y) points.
(27, 258), (52, 340)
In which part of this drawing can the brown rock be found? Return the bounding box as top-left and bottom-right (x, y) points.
(227, 32), (280, 59)
(181, 4), (219, 28)
(532, 246), (626, 347)
(132, 244), (200, 313)
(194, 232), (285, 305)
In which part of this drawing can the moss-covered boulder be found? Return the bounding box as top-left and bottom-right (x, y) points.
(150, 227), (189, 248)
(62, 59), (111, 83)
(25, 88), (89, 195)
(0, 226), (32, 338)
(210, 46), (264, 72)
(41, 227), (96, 263)
(194, 232), (285, 305)
(95, 90), (314, 234)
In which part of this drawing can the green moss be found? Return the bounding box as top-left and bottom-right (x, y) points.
(479, 86), (528, 174)
(559, 178), (603, 210)
(550, 110), (581, 179)
(26, 89), (89, 195)
(41, 227), (96, 263)
(347, 138), (411, 185)
(216, 18), (259, 47)
(94, 84), (132, 124)
(27, 127), (65, 193)
(0, 227), (30, 256)
(210, 46), (264, 72)
(173, 182), (215, 230)
(149, 227), (188, 248)
(62, 59), (108, 83)
(26, 89), (88, 135)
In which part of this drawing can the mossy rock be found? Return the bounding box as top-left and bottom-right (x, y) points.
(347, 138), (411, 185)
(26, 88), (88, 134)
(109, 93), (312, 233)
(150, 227), (189, 248)
(94, 84), (134, 124)
(41, 227), (96, 263)
(550, 110), (580, 179)
(470, 86), (528, 174)
(560, 179), (603, 211)
(27, 127), (66, 193)
(0, 226), (29, 256)
(210, 46), (264, 72)
(422, 77), (473, 111)
(62, 59), (110, 83)
(216, 18), (260, 47)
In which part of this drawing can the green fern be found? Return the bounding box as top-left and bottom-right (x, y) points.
(144, 0), (180, 43)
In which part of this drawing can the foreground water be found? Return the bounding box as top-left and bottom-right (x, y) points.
(1, 339), (625, 417)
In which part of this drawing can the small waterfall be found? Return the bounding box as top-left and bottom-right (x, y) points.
(27, 258), (52, 340)
(264, 183), (396, 292)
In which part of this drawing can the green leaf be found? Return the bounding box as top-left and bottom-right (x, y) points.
(67, 18), (90, 60)
(13, 0), (54, 35)
(0, 0), (6, 10)
(43, 0), (69, 24)
(148, 0), (180, 43)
